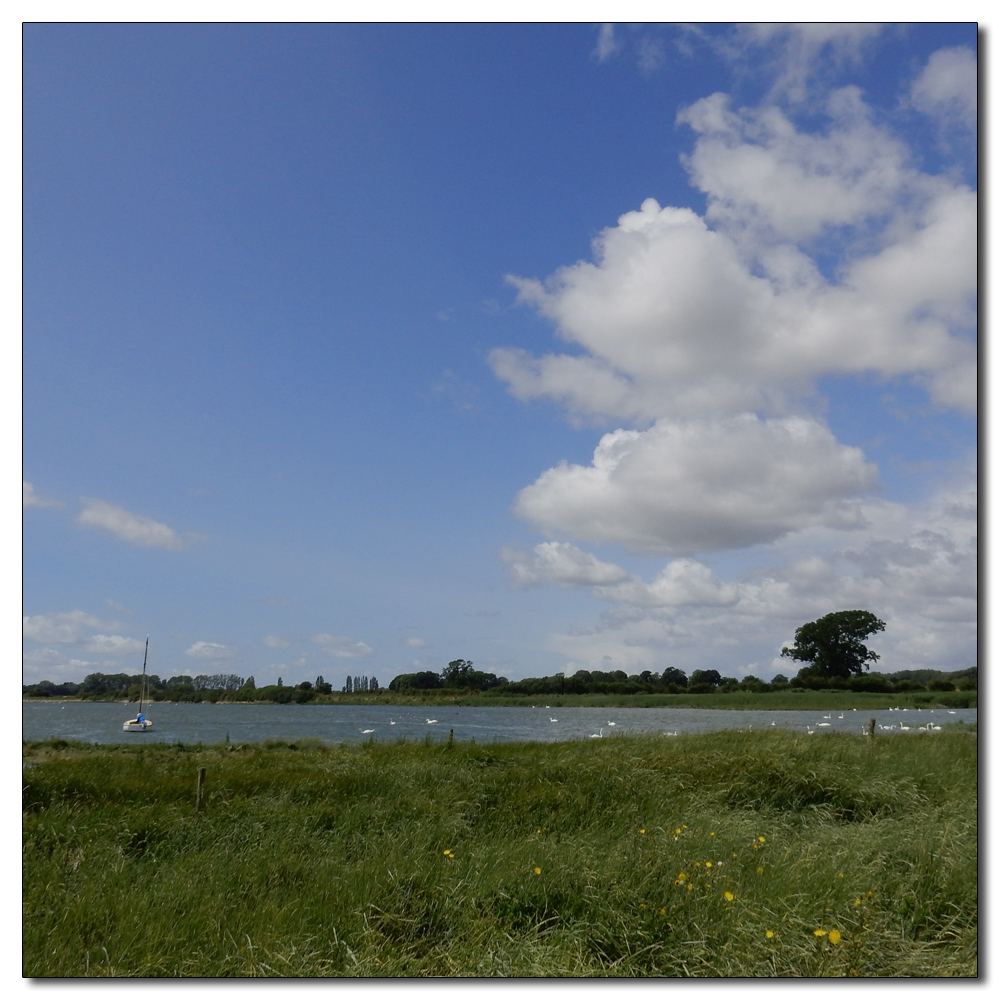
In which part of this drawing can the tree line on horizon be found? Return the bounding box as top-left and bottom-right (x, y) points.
(22, 663), (978, 701)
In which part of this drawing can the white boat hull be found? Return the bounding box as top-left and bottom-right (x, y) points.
(123, 721), (153, 732)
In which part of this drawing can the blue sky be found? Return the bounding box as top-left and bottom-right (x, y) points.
(22, 23), (977, 688)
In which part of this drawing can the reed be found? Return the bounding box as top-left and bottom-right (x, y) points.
(23, 727), (977, 977)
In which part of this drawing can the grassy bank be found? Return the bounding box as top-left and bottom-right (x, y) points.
(23, 728), (976, 977)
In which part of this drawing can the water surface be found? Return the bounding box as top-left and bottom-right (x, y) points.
(22, 701), (976, 746)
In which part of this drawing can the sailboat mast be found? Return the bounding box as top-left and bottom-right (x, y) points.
(139, 636), (149, 715)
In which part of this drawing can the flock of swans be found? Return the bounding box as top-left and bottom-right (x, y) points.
(352, 705), (960, 739)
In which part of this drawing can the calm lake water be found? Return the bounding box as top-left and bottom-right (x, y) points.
(22, 701), (977, 746)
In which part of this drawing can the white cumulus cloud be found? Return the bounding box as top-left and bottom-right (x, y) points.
(76, 498), (184, 549)
(513, 415), (876, 556)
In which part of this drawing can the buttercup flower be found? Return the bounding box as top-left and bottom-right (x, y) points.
(829, 930), (842, 944)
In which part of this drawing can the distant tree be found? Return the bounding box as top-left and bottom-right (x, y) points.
(370, 676), (379, 692)
(388, 670), (442, 691)
(662, 667), (688, 688)
(771, 674), (789, 686)
(689, 669), (722, 687)
(344, 675), (353, 694)
(781, 610), (886, 679)
(242, 675), (256, 690)
(277, 677), (283, 687)
(442, 659), (475, 688)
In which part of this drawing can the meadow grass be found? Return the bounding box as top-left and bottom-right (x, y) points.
(23, 728), (976, 977)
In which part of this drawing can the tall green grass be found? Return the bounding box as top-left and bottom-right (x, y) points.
(23, 728), (977, 977)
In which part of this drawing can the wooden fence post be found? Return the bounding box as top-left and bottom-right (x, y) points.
(864, 718), (876, 738)
(196, 767), (206, 810)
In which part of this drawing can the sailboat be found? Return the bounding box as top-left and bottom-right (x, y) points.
(123, 637), (153, 732)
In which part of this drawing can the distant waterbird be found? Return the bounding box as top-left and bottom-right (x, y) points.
(590, 728), (604, 739)
(361, 729), (375, 734)
(426, 719), (438, 724)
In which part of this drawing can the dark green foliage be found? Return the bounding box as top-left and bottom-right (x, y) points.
(782, 610), (887, 679)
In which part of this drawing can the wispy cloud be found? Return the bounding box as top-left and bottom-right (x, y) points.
(312, 633), (373, 658)
(76, 498), (184, 549)
(593, 23), (621, 63)
(185, 641), (238, 660)
(907, 46), (977, 131)
(23, 481), (60, 508)
(23, 610), (115, 644)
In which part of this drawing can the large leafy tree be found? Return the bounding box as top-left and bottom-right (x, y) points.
(781, 610), (886, 679)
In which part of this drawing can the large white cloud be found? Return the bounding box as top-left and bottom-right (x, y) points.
(492, 33), (975, 679)
(76, 498), (184, 549)
(493, 85), (975, 424)
(513, 415), (877, 555)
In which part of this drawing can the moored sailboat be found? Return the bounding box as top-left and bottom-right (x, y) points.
(123, 637), (153, 732)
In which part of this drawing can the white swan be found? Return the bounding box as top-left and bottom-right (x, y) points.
(426, 719), (438, 724)
(549, 717), (558, 722)
(361, 729), (375, 734)
(590, 728), (604, 739)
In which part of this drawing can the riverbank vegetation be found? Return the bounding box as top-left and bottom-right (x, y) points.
(22, 663), (977, 709)
(24, 727), (977, 977)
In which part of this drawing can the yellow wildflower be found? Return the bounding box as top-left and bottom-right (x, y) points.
(534, 867), (542, 875)
(828, 930), (842, 944)
(639, 829), (645, 834)
(765, 930), (774, 939)
(758, 836), (766, 843)
(724, 891), (734, 901)
(659, 908), (665, 915)
(705, 861), (712, 868)
(757, 867), (764, 874)
(814, 929), (827, 937)
(710, 831), (715, 836)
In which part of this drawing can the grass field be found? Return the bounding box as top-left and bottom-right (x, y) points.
(23, 727), (977, 977)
